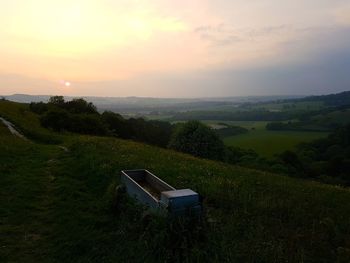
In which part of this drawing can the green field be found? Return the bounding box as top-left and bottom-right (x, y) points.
(1, 101), (350, 262)
(201, 120), (329, 157)
(224, 130), (328, 157)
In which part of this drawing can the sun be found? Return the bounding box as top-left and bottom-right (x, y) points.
(65, 81), (71, 87)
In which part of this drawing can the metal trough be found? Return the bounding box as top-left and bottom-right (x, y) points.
(120, 169), (202, 216)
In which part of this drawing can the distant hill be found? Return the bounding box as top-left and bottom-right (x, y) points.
(3, 91), (349, 109)
(287, 90), (350, 106)
(2, 94), (303, 113)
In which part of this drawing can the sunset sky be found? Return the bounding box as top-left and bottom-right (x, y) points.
(1, 0), (350, 97)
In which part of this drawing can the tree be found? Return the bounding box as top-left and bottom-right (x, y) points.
(168, 121), (225, 160)
(29, 102), (48, 114)
(40, 108), (71, 131)
(40, 108), (107, 135)
(65, 98), (98, 114)
(49, 96), (65, 106)
(101, 111), (129, 138)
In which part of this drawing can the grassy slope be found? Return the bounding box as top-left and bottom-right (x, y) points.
(0, 100), (62, 143)
(1, 101), (350, 262)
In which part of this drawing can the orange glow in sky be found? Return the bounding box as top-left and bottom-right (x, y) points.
(0, 0), (349, 96)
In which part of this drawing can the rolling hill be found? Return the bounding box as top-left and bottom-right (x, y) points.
(1, 100), (350, 262)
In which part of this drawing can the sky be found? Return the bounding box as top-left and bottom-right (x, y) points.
(0, 0), (350, 97)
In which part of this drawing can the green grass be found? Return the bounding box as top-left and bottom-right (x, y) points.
(1, 101), (350, 262)
(0, 123), (61, 261)
(224, 129), (328, 157)
(0, 100), (62, 144)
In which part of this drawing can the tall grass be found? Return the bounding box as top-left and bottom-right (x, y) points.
(1, 101), (350, 262)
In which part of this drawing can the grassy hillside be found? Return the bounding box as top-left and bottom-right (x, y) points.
(0, 100), (62, 144)
(1, 101), (350, 262)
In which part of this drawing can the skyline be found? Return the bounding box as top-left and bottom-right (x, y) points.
(0, 0), (350, 97)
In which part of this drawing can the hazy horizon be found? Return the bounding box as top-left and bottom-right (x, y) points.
(1, 92), (330, 100)
(1, 0), (349, 97)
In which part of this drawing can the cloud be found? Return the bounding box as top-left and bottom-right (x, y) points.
(1, 0), (350, 97)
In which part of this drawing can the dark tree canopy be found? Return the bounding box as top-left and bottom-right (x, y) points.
(49, 96), (65, 106)
(168, 121), (225, 160)
(65, 98), (98, 114)
(32, 97), (173, 147)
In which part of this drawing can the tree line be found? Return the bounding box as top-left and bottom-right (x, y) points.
(30, 97), (230, 160)
(30, 96), (172, 147)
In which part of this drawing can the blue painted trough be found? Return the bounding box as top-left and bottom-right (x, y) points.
(121, 169), (202, 217)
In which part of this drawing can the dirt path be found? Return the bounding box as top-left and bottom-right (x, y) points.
(0, 117), (70, 153)
(0, 117), (28, 140)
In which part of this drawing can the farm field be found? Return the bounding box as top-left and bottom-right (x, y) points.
(201, 120), (329, 157)
(223, 129), (328, 157)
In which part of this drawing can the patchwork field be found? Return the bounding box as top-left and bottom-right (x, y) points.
(202, 120), (329, 157)
(224, 130), (328, 157)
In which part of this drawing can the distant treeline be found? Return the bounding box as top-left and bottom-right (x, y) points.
(30, 96), (173, 147)
(265, 122), (332, 132)
(172, 104), (350, 125)
(285, 90), (350, 107)
(265, 105), (350, 132)
(171, 110), (292, 122)
(242, 90), (350, 109)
